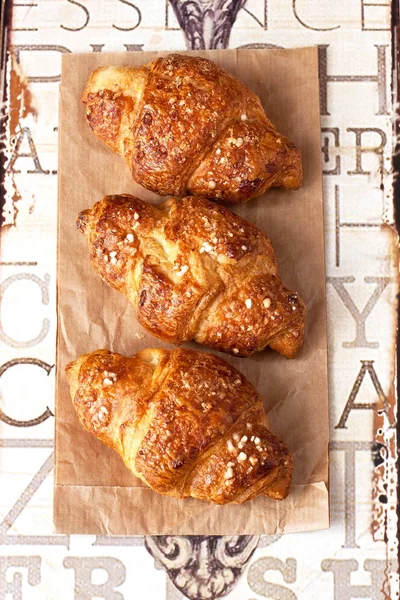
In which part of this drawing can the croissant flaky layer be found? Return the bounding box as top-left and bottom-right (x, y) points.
(66, 348), (293, 504)
(78, 194), (306, 358)
(82, 54), (302, 204)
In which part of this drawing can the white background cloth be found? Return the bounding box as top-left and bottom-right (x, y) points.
(0, 1), (398, 598)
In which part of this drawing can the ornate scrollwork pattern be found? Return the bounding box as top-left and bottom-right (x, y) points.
(169, 0), (246, 49)
(145, 535), (259, 598)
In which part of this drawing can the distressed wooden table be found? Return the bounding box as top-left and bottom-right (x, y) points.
(0, 1), (398, 599)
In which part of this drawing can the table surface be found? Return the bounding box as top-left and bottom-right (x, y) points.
(0, 1), (398, 599)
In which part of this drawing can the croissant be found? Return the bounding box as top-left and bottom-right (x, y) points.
(78, 194), (306, 358)
(82, 54), (302, 204)
(66, 348), (293, 504)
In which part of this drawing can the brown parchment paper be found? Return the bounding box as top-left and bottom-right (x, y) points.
(54, 47), (329, 535)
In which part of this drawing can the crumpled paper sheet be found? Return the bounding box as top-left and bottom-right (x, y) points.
(54, 47), (329, 535)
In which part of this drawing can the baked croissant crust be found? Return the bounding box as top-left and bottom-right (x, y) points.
(66, 348), (293, 504)
(82, 54), (302, 204)
(78, 194), (306, 358)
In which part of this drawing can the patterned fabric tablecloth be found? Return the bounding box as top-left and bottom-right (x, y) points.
(0, 1), (398, 599)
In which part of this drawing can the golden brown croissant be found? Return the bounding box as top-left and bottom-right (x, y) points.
(78, 194), (306, 358)
(66, 348), (293, 504)
(82, 54), (302, 204)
